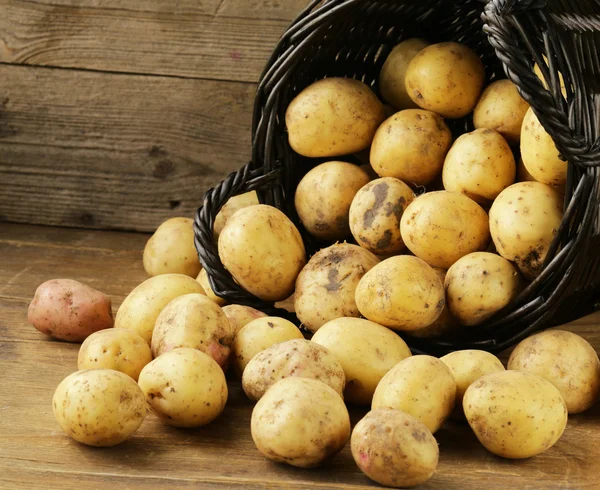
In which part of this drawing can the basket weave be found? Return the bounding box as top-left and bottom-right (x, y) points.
(194, 0), (600, 355)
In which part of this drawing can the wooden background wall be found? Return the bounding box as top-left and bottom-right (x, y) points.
(0, 0), (307, 232)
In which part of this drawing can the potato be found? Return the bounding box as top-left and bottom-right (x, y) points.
(379, 39), (430, 110)
(463, 371), (567, 458)
(311, 317), (412, 405)
(534, 58), (567, 96)
(294, 243), (380, 333)
(295, 161), (370, 240)
(196, 268), (227, 306)
(53, 369), (146, 446)
(489, 182), (563, 279)
(372, 355), (456, 433)
(406, 42), (485, 118)
(143, 217), (201, 278)
(440, 350), (505, 418)
(355, 256), (445, 331)
(151, 293), (234, 369)
(138, 348), (227, 428)
(218, 205), (306, 302)
(370, 109), (452, 186)
(242, 339), (345, 401)
(445, 252), (521, 326)
(521, 107), (567, 186)
(442, 129), (516, 203)
(221, 304), (267, 337)
(351, 409), (438, 487)
(251, 377), (350, 468)
(77, 328), (152, 381)
(473, 80), (530, 144)
(400, 191), (490, 269)
(115, 273), (205, 344)
(231, 316), (303, 376)
(508, 330), (600, 414)
(285, 77), (385, 157)
(349, 177), (414, 255)
(517, 156), (536, 182)
(213, 191), (259, 237)
(28, 279), (113, 342)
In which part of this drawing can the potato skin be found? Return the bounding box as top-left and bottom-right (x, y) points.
(138, 348), (227, 428)
(379, 39), (430, 109)
(463, 371), (568, 458)
(213, 191), (259, 237)
(295, 161), (370, 241)
(143, 217), (201, 278)
(196, 268), (227, 306)
(242, 339), (345, 401)
(508, 330), (600, 414)
(370, 109), (452, 186)
(221, 304), (267, 337)
(251, 377), (351, 468)
(218, 205), (306, 302)
(355, 256), (445, 331)
(349, 177), (414, 255)
(442, 129), (516, 203)
(311, 317), (412, 405)
(489, 182), (563, 279)
(406, 42), (485, 119)
(400, 191), (490, 269)
(28, 279), (113, 342)
(372, 355), (456, 433)
(285, 77), (385, 157)
(78, 328), (152, 381)
(151, 293), (234, 369)
(294, 243), (380, 333)
(445, 252), (521, 326)
(351, 409), (438, 488)
(473, 80), (530, 144)
(115, 273), (205, 344)
(53, 369), (146, 446)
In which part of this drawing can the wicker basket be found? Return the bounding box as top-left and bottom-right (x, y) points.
(194, 0), (600, 355)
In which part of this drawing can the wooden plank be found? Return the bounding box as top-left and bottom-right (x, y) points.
(0, 0), (307, 82)
(0, 64), (256, 231)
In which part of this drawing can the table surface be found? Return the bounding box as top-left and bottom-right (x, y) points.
(1, 221), (599, 489)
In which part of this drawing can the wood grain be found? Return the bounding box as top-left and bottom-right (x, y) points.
(1, 222), (600, 489)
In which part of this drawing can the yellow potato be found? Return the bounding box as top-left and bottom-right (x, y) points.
(442, 129), (516, 203)
(379, 39), (430, 109)
(440, 350), (505, 418)
(251, 377), (350, 468)
(242, 339), (345, 401)
(138, 348), (227, 428)
(143, 217), (202, 278)
(115, 274), (206, 344)
(400, 191), (490, 269)
(197, 268), (227, 306)
(53, 369), (146, 446)
(349, 177), (414, 255)
(521, 107), (567, 186)
(406, 42), (485, 118)
(489, 182), (563, 279)
(372, 355), (456, 433)
(370, 109), (452, 185)
(473, 80), (530, 144)
(508, 330), (600, 414)
(355, 255), (445, 331)
(218, 205), (306, 302)
(213, 191), (259, 237)
(294, 243), (380, 333)
(517, 156), (536, 182)
(534, 58), (567, 96)
(351, 409), (438, 487)
(311, 317), (412, 405)
(286, 77), (385, 157)
(231, 316), (303, 376)
(463, 371), (567, 458)
(78, 328), (152, 381)
(294, 161), (370, 241)
(221, 304), (267, 337)
(445, 252), (521, 326)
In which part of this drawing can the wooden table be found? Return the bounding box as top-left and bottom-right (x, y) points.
(1, 221), (599, 489)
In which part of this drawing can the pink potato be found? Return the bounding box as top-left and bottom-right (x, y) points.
(28, 279), (113, 342)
